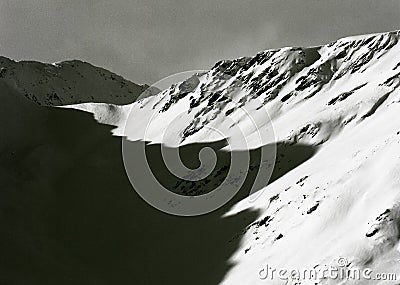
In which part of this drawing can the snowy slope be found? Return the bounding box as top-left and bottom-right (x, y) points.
(69, 31), (400, 147)
(0, 56), (150, 106)
(64, 30), (400, 283)
(217, 31), (400, 285)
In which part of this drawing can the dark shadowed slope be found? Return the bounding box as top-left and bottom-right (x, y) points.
(0, 82), (316, 285)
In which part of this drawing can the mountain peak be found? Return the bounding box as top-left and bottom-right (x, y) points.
(0, 56), (147, 106)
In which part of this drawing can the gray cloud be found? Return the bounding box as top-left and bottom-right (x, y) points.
(0, 0), (399, 84)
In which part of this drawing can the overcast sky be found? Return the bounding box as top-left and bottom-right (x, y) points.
(0, 0), (399, 84)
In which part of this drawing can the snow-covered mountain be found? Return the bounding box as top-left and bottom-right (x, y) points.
(62, 30), (400, 283)
(71, 31), (400, 147)
(0, 56), (150, 105)
(1, 30), (400, 285)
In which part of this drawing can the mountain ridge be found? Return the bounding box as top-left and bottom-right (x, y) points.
(61, 30), (400, 150)
(0, 56), (149, 106)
